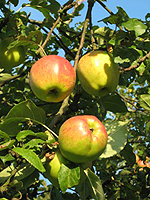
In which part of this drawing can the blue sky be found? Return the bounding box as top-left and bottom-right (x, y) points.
(14, 0), (149, 23)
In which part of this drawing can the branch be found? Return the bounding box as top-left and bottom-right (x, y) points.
(36, 1), (77, 55)
(49, 0), (94, 127)
(74, 0), (94, 70)
(0, 71), (27, 87)
(119, 51), (150, 74)
(96, 0), (114, 15)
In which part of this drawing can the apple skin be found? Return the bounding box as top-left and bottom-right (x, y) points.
(77, 51), (120, 97)
(58, 115), (108, 163)
(0, 38), (26, 70)
(29, 55), (76, 102)
(43, 150), (69, 188)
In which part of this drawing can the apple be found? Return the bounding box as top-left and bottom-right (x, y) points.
(29, 55), (76, 102)
(43, 150), (69, 188)
(0, 38), (26, 70)
(58, 115), (108, 163)
(77, 50), (120, 97)
(43, 150), (91, 188)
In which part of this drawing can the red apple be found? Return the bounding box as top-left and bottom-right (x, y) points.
(58, 115), (108, 163)
(29, 55), (76, 102)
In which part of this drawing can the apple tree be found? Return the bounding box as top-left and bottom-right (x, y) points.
(0, 0), (150, 199)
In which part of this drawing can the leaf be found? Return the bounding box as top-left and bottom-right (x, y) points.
(5, 100), (46, 124)
(139, 94), (150, 111)
(23, 138), (45, 149)
(0, 154), (14, 164)
(0, 118), (27, 136)
(101, 120), (128, 158)
(12, 147), (45, 173)
(0, 163), (35, 184)
(101, 7), (129, 25)
(58, 164), (80, 193)
(84, 169), (105, 200)
(0, 73), (12, 83)
(0, 130), (10, 140)
(16, 130), (48, 141)
(0, 140), (15, 151)
(101, 94), (128, 113)
(122, 18), (147, 37)
(120, 143), (136, 166)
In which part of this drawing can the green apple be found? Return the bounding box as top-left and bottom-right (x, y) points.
(58, 115), (108, 163)
(0, 38), (26, 70)
(43, 150), (92, 188)
(77, 50), (120, 97)
(29, 55), (76, 102)
(43, 150), (69, 188)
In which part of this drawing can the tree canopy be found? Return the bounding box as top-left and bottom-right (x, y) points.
(0, 0), (150, 199)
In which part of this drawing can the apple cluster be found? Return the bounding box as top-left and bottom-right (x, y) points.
(29, 51), (120, 188)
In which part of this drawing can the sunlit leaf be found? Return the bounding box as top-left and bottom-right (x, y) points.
(139, 94), (150, 111)
(12, 147), (45, 172)
(122, 18), (147, 37)
(84, 169), (105, 200)
(59, 164), (80, 193)
(101, 120), (128, 158)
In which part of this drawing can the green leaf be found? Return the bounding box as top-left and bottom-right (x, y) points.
(0, 118), (27, 136)
(0, 140), (15, 151)
(5, 100), (46, 124)
(101, 7), (129, 25)
(0, 130), (10, 140)
(122, 18), (147, 37)
(84, 169), (105, 200)
(0, 154), (14, 164)
(120, 143), (136, 166)
(16, 130), (48, 141)
(139, 94), (150, 111)
(0, 73), (12, 83)
(101, 94), (128, 113)
(59, 164), (80, 193)
(23, 138), (45, 149)
(0, 163), (35, 184)
(146, 121), (150, 134)
(12, 147), (45, 173)
(101, 120), (128, 158)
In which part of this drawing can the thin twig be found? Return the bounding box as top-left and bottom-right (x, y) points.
(119, 51), (150, 74)
(74, 0), (94, 71)
(36, 1), (77, 55)
(96, 0), (114, 15)
(36, 16), (61, 55)
(89, 1), (97, 50)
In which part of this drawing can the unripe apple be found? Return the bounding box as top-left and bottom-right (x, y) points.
(29, 55), (76, 102)
(77, 51), (120, 97)
(0, 38), (26, 70)
(43, 150), (69, 188)
(58, 115), (107, 163)
(43, 150), (91, 188)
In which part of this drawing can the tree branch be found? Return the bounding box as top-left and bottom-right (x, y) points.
(119, 51), (150, 74)
(96, 0), (114, 15)
(49, 0), (94, 127)
(36, 1), (77, 55)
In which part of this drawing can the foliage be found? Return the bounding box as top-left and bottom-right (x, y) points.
(0, 0), (150, 199)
